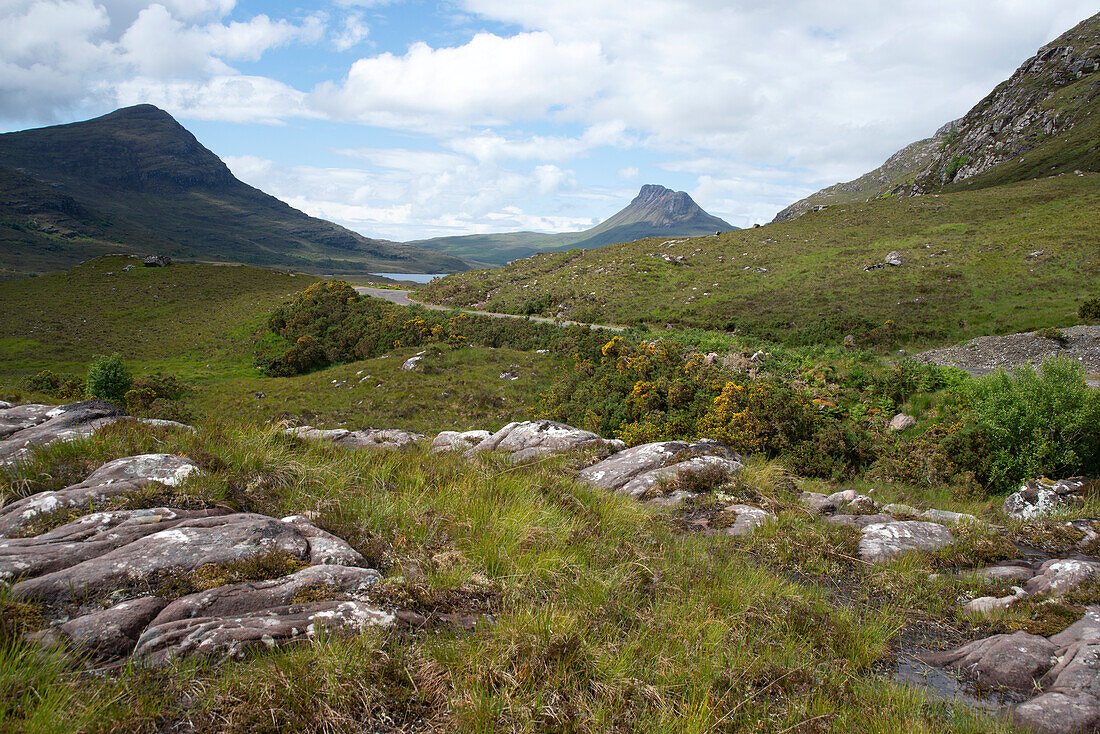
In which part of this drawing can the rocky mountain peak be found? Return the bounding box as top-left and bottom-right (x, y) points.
(623, 184), (713, 227)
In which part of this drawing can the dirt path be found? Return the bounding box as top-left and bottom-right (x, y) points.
(354, 287), (625, 332)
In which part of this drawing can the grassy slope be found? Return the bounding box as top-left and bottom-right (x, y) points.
(418, 174), (1100, 348)
(0, 256), (311, 381)
(0, 256), (560, 433)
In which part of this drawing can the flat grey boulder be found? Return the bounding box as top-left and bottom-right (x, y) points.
(0, 507), (228, 581)
(888, 413), (916, 432)
(0, 454), (201, 538)
(12, 512), (311, 605)
(466, 420), (624, 463)
(0, 399), (125, 461)
(133, 600), (393, 665)
(0, 403), (59, 439)
(858, 520), (954, 563)
(722, 505), (775, 537)
(923, 630), (1057, 690)
(285, 426), (426, 451)
(431, 430), (492, 454)
(340, 428), (426, 451)
(149, 564), (380, 627)
(618, 455), (744, 505)
(1004, 477), (1096, 518)
(578, 439), (736, 491)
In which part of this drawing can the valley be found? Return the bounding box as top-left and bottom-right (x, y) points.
(2, 9), (1099, 734)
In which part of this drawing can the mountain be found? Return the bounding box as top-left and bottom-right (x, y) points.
(774, 11), (1100, 222)
(408, 184), (736, 266)
(0, 105), (472, 278)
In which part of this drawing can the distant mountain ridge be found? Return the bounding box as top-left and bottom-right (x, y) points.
(774, 11), (1100, 222)
(0, 105), (472, 277)
(409, 184), (736, 266)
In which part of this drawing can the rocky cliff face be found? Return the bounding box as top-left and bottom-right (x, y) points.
(771, 120), (958, 223)
(911, 16), (1100, 192)
(773, 12), (1100, 221)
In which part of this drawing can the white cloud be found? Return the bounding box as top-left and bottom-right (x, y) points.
(333, 11), (370, 51)
(618, 166), (639, 180)
(113, 75), (317, 124)
(223, 152), (588, 240)
(0, 0), (324, 123)
(310, 31), (608, 128)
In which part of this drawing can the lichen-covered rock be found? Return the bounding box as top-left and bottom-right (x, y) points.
(340, 428), (426, 451)
(578, 439), (736, 491)
(722, 505), (775, 537)
(285, 426), (426, 451)
(134, 600), (394, 665)
(973, 563), (1035, 584)
(0, 454), (201, 538)
(1004, 477), (1096, 518)
(888, 413), (916, 431)
(52, 596), (169, 659)
(964, 586), (1028, 616)
(279, 515), (365, 566)
(430, 430), (492, 454)
(12, 513), (311, 604)
(826, 513), (894, 529)
(0, 403), (59, 439)
(858, 520), (954, 562)
(1026, 559), (1100, 597)
(919, 508), (978, 525)
(1014, 692), (1100, 734)
(148, 565), (380, 627)
(467, 420), (624, 463)
(0, 399), (125, 461)
(616, 455), (744, 505)
(0, 507), (228, 580)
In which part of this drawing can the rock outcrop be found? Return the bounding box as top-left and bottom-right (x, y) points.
(926, 606), (1100, 733)
(2, 451), (394, 665)
(465, 420), (625, 463)
(285, 426), (426, 451)
(1003, 477), (1097, 518)
(578, 439), (742, 506)
(0, 400), (125, 462)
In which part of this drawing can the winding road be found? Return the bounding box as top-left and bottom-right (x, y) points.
(353, 287), (625, 332)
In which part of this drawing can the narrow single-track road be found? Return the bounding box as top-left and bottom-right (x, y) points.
(353, 287), (625, 332)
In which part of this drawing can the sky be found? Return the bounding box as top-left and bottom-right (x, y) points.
(1, 1), (1096, 242)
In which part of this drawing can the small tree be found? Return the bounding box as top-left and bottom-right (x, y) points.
(86, 354), (132, 404)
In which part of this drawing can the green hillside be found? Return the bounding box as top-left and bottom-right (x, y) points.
(0, 105), (472, 278)
(419, 174), (1100, 348)
(410, 184), (735, 266)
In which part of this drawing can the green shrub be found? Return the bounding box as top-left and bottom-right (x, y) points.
(124, 374), (195, 421)
(957, 356), (1100, 491)
(1080, 297), (1100, 322)
(1035, 326), (1067, 345)
(85, 354), (132, 404)
(20, 370), (84, 399)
